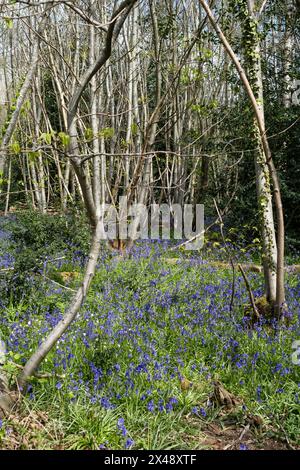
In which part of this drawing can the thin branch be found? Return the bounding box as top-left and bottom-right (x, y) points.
(238, 264), (260, 321)
(214, 198), (235, 312)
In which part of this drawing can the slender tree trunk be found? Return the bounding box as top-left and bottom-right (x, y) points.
(244, 0), (277, 303)
(15, 219), (104, 390)
(199, 0), (285, 317)
(90, 18), (102, 218)
(283, 0), (295, 108)
(0, 40), (40, 187)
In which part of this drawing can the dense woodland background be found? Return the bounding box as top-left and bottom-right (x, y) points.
(0, 0), (299, 238)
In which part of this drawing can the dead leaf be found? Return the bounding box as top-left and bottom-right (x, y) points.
(180, 377), (193, 391)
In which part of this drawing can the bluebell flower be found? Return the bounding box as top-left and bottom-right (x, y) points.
(125, 438), (134, 449)
(147, 400), (155, 412)
(117, 418), (127, 437)
(256, 385), (262, 402)
(239, 443), (248, 450)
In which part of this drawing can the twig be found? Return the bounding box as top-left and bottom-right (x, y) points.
(213, 199), (235, 312)
(171, 187), (238, 251)
(39, 273), (76, 292)
(223, 424), (250, 450)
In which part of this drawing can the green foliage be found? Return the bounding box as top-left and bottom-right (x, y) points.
(130, 122), (138, 136)
(3, 17), (13, 29)
(20, 99), (31, 117)
(157, 14), (177, 39)
(58, 132), (70, 148)
(99, 127), (114, 139)
(39, 131), (55, 145)
(3, 211), (90, 299)
(84, 128), (93, 141)
(9, 141), (21, 155)
(190, 100), (219, 117)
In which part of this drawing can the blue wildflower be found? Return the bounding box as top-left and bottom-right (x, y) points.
(147, 400), (155, 412)
(125, 438), (135, 449)
(239, 443), (248, 450)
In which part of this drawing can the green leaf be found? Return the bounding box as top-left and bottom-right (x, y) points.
(99, 127), (114, 139)
(40, 132), (52, 145)
(130, 123), (138, 136)
(84, 128), (94, 141)
(213, 241), (221, 248)
(58, 131), (70, 147)
(28, 151), (39, 162)
(10, 141), (20, 154)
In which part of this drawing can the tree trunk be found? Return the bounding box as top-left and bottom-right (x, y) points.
(245, 0), (277, 303)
